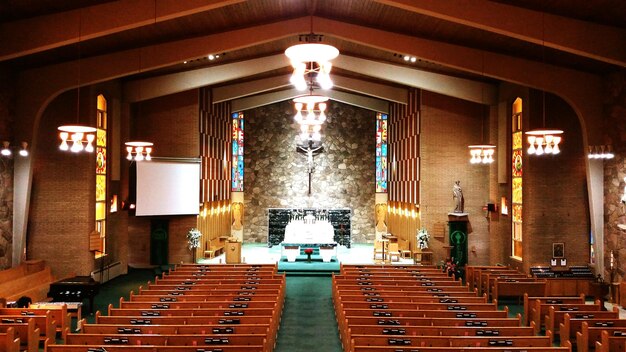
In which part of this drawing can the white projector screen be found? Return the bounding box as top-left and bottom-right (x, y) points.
(136, 160), (200, 216)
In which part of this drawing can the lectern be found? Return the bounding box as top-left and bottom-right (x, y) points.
(225, 241), (242, 264)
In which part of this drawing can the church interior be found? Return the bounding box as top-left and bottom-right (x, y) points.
(0, 1), (625, 351)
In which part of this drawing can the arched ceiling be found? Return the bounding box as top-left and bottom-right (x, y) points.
(2, 0), (624, 119)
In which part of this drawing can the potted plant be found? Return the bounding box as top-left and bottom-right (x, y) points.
(416, 228), (430, 252)
(186, 228), (202, 263)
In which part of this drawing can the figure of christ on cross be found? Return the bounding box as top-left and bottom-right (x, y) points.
(296, 140), (324, 196)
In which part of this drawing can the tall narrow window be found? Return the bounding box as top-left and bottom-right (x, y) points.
(376, 112), (388, 193)
(95, 94), (108, 257)
(231, 112), (244, 192)
(511, 98), (523, 259)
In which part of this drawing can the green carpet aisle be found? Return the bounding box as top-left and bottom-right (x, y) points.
(274, 276), (343, 352)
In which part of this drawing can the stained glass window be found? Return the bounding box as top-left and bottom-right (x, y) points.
(94, 94), (107, 256)
(231, 112), (244, 192)
(511, 98), (523, 259)
(376, 112), (388, 193)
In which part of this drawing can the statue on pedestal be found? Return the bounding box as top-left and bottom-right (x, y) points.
(453, 181), (464, 213)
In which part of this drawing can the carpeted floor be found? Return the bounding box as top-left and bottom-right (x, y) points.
(274, 275), (343, 352)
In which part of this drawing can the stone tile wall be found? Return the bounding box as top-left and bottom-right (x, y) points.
(243, 100), (376, 244)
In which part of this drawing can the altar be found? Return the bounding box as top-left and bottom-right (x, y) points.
(281, 216), (337, 262)
(267, 207), (352, 247)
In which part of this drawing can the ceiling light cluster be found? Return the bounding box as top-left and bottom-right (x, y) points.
(588, 145), (614, 159)
(526, 129), (563, 155)
(468, 145), (495, 164)
(285, 35), (338, 91)
(1, 141), (29, 157)
(293, 95), (328, 142)
(58, 125), (97, 153)
(393, 53), (417, 63)
(125, 141), (153, 161)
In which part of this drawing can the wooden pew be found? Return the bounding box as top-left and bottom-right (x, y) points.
(118, 299), (278, 310)
(530, 300), (601, 333)
(596, 330), (626, 352)
(152, 277), (285, 285)
(46, 343), (264, 352)
(351, 346), (571, 352)
(0, 318), (40, 352)
(107, 306), (276, 317)
(559, 310), (624, 347)
(465, 265), (509, 292)
(63, 333), (267, 349)
(0, 306), (70, 334)
(338, 301), (498, 312)
(576, 321), (626, 352)
(340, 308), (509, 319)
(0, 314), (56, 342)
(484, 273), (530, 299)
(145, 284), (284, 291)
(545, 306), (620, 336)
(344, 325), (536, 352)
(335, 294), (487, 304)
(522, 293), (585, 326)
(344, 316), (523, 327)
(137, 288), (283, 296)
(79, 323), (271, 336)
(492, 278), (546, 302)
(333, 284), (471, 294)
(129, 294), (280, 303)
(350, 334), (552, 348)
(478, 269), (521, 296)
(95, 314), (275, 326)
(0, 260), (55, 304)
(0, 327), (19, 352)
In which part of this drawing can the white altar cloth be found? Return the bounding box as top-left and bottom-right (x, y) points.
(283, 220), (335, 244)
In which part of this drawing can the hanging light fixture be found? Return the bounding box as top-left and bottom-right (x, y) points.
(125, 141), (153, 161)
(526, 11), (563, 156)
(294, 94), (328, 142)
(284, 12), (339, 91)
(58, 10), (96, 153)
(587, 145), (614, 159)
(467, 54), (495, 165)
(1, 141), (29, 157)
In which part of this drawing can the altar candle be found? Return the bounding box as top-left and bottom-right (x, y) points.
(610, 251), (614, 269)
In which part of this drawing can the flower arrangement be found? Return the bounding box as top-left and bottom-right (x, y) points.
(304, 248), (314, 255)
(186, 228), (202, 250)
(417, 228), (430, 250)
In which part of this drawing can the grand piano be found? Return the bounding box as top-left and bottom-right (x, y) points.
(47, 276), (99, 313)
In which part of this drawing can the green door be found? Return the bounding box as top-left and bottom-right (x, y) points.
(151, 219), (169, 265)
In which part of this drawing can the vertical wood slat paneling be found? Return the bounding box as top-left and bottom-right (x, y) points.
(388, 88), (421, 250)
(197, 87), (232, 249)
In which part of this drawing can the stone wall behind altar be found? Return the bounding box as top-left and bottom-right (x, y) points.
(243, 100), (376, 244)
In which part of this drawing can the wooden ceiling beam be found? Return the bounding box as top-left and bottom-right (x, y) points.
(0, 0), (246, 61)
(375, 0), (626, 67)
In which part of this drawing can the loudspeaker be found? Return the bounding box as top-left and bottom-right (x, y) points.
(487, 203), (496, 212)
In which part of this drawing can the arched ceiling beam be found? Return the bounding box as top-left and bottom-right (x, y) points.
(0, 0), (246, 62)
(130, 68), (409, 104)
(313, 17), (603, 144)
(16, 16), (604, 145)
(375, 0), (626, 67)
(333, 56), (496, 105)
(123, 55), (290, 102)
(231, 87), (389, 113)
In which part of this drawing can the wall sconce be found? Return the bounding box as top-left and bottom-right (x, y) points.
(1, 141), (29, 157)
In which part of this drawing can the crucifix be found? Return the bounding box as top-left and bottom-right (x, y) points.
(297, 140), (323, 196)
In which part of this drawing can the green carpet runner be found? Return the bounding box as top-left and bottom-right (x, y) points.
(274, 276), (343, 352)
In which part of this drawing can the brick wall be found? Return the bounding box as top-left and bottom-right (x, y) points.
(29, 89), (95, 278)
(420, 91), (491, 266)
(127, 89), (200, 266)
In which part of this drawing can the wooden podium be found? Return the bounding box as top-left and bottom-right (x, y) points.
(225, 241), (242, 264)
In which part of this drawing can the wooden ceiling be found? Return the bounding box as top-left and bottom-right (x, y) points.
(1, 0), (624, 100)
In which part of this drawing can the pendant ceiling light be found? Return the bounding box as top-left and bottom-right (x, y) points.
(526, 11), (563, 156)
(284, 13), (339, 91)
(58, 11), (96, 153)
(294, 93), (328, 142)
(468, 55), (495, 165)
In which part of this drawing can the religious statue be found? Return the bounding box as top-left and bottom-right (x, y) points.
(231, 202), (243, 231)
(453, 180), (464, 213)
(375, 203), (388, 234)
